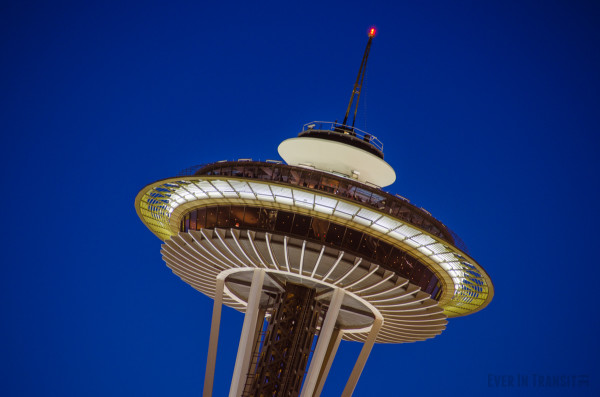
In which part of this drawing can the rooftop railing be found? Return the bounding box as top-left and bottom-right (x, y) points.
(302, 121), (384, 153)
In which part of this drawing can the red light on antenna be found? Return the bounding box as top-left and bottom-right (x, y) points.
(368, 27), (376, 37)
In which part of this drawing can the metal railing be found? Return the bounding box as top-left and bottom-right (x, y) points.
(302, 121), (384, 153)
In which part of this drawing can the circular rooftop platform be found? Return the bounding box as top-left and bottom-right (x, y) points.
(278, 137), (396, 188)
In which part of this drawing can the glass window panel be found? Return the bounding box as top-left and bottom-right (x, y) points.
(325, 223), (346, 247)
(293, 190), (314, 206)
(270, 185), (293, 199)
(314, 205), (334, 215)
(374, 217), (402, 232)
(332, 210), (352, 221)
(370, 223), (388, 234)
(369, 193), (386, 208)
(243, 165), (257, 178)
(230, 206), (245, 228)
(418, 246), (433, 256)
(207, 190), (224, 198)
(314, 195), (337, 208)
(342, 228), (363, 252)
(358, 235), (377, 259)
(308, 218), (329, 242)
(275, 197), (294, 206)
(249, 182), (272, 195)
(387, 248), (403, 269)
(394, 225), (421, 238)
(206, 207), (218, 228)
(232, 166), (244, 177)
(243, 206), (260, 228)
(397, 255), (414, 278)
(190, 210), (197, 230)
(425, 274), (438, 294)
(334, 201), (359, 216)
(412, 234), (436, 246)
(280, 167), (290, 183)
(197, 207), (206, 229)
(212, 180), (235, 193)
(376, 241), (392, 265)
(197, 180), (219, 193)
(257, 166), (273, 180)
(290, 214), (311, 237)
(428, 243), (449, 254)
(404, 238), (421, 248)
(301, 172), (318, 189)
(258, 208), (277, 230)
(319, 176), (339, 194)
(288, 170), (301, 185)
(274, 210), (293, 233)
(356, 208), (380, 222)
(216, 205), (231, 227)
(353, 187), (373, 204)
(272, 167), (282, 181)
(229, 180), (253, 194)
(185, 214), (190, 231)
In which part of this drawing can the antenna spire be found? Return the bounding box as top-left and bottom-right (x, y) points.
(342, 27), (376, 127)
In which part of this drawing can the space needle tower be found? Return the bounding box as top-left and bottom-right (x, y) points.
(135, 27), (494, 396)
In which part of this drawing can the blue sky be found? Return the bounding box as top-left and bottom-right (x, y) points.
(2, 1), (599, 396)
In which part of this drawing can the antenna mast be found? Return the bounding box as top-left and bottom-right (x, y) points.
(342, 27), (376, 127)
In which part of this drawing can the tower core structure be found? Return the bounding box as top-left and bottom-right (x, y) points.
(135, 30), (494, 397)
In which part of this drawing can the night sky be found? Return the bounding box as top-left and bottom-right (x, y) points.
(2, 1), (599, 396)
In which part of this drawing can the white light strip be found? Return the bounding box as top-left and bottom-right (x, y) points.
(150, 178), (488, 307)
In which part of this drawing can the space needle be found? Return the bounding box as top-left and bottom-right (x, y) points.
(135, 27), (494, 396)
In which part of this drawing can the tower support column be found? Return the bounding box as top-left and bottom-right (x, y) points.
(300, 288), (345, 397)
(229, 269), (265, 397)
(314, 328), (343, 397)
(203, 277), (225, 397)
(341, 314), (383, 397)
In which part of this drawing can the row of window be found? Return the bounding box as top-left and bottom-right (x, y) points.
(180, 205), (442, 299)
(193, 161), (459, 250)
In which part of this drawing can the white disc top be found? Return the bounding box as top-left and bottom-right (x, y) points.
(278, 137), (396, 187)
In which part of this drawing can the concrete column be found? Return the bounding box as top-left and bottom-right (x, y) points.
(203, 278), (225, 397)
(229, 269), (265, 397)
(341, 315), (383, 397)
(314, 328), (343, 397)
(300, 288), (345, 397)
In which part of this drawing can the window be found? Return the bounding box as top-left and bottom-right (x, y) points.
(242, 206), (260, 228)
(197, 207), (206, 229)
(190, 210), (197, 230)
(358, 235), (378, 259)
(258, 208), (277, 230)
(205, 207), (218, 229)
(325, 223), (346, 247)
(275, 210), (293, 233)
(342, 228), (362, 251)
(216, 206), (231, 228)
(290, 214), (311, 237)
(230, 206), (245, 228)
(376, 241), (392, 265)
(308, 218), (329, 242)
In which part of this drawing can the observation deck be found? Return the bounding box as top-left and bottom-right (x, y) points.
(136, 158), (492, 318)
(279, 122), (396, 188)
(298, 121), (384, 159)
